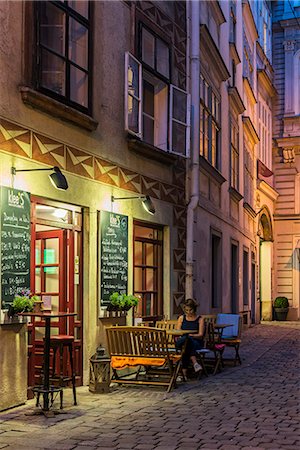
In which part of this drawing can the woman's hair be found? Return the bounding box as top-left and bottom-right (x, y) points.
(181, 298), (198, 313)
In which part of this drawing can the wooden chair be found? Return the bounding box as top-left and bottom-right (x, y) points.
(155, 320), (178, 349)
(196, 322), (225, 375)
(216, 313), (242, 365)
(106, 326), (183, 392)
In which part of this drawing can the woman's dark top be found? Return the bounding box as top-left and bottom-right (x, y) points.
(181, 314), (200, 331)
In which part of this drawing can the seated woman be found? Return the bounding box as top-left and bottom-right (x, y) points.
(176, 298), (204, 380)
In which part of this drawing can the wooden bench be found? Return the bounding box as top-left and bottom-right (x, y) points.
(106, 326), (183, 392)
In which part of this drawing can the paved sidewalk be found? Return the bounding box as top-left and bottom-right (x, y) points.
(0, 322), (299, 450)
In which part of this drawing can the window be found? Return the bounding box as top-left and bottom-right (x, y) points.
(133, 222), (163, 318)
(230, 119), (239, 190)
(125, 26), (190, 157)
(229, 1), (237, 44)
(211, 233), (222, 309)
(258, 97), (272, 169)
(200, 75), (221, 169)
(244, 145), (254, 207)
(243, 249), (249, 307)
(231, 242), (239, 314)
(36, 1), (91, 113)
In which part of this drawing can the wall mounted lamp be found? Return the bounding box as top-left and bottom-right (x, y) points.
(11, 166), (68, 191)
(111, 195), (155, 215)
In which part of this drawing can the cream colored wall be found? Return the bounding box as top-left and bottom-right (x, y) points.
(260, 241), (272, 320)
(0, 151), (176, 384)
(0, 1), (172, 185)
(0, 323), (27, 411)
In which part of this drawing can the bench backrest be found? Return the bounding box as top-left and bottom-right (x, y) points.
(106, 326), (170, 358)
(216, 313), (242, 339)
(155, 320), (178, 331)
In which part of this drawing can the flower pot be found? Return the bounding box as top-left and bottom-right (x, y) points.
(274, 307), (288, 321)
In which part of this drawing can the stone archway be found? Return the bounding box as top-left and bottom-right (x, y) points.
(257, 206), (274, 321)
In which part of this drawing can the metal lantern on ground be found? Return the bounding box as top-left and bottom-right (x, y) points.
(89, 346), (111, 394)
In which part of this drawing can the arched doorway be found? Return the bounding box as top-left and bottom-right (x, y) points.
(257, 207), (274, 321)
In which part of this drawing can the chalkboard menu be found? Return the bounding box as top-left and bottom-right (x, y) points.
(100, 211), (128, 306)
(1, 187), (31, 308)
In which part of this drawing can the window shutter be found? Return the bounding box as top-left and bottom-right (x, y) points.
(169, 85), (190, 157)
(125, 52), (142, 138)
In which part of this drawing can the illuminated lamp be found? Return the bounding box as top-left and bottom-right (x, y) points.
(11, 166), (68, 190)
(111, 195), (155, 215)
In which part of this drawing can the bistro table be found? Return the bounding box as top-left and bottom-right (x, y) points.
(19, 311), (76, 417)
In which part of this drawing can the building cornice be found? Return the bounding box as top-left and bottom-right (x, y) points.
(243, 76), (257, 105)
(229, 42), (241, 65)
(210, 1), (226, 25)
(257, 180), (279, 202)
(228, 87), (246, 115)
(242, 0), (259, 42)
(242, 116), (260, 145)
(257, 69), (277, 97)
(200, 25), (230, 82)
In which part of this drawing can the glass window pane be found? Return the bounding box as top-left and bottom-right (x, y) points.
(69, 18), (88, 69)
(135, 242), (143, 265)
(172, 122), (186, 155)
(146, 269), (154, 290)
(143, 80), (154, 116)
(143, 115), (154, 146)
(156, 39), (169, 78)
(70, 65), (88, 107)
(35, 268), (41, 293)
(134, 268), (143, 291)
(40, 2), (65, 56)
(146, 244), (154, 266)
(35, 241), (41, 265)
(41, 49), (65, 95)
(45, 267), (59, 292)
(44, 239), (59, 263)
(128, 96), (139, 133)
(134, 226), (156, 239)
(173, 89), (186, 123)
(142, 28), (155, 68)
(68, 0), (89, 18)
(128, 57), (140, 98)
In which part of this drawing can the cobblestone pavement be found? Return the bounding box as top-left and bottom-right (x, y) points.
(0, 322), (299, 450)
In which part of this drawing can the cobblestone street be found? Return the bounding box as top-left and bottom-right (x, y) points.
(0, 322), (299, 450)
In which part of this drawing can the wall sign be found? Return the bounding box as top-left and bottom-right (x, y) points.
(1, 186), (31, 308)
(100, 211), (128, 307)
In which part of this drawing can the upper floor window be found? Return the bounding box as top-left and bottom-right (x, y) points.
(36, 1), (91, 113)
(125, 26), (190, 157)
(229, 1), (237, 45)
(244, 144), (254, 207)
(200, 75), (221, 170)
(258, 98), (272, 169)
(230, 119), (239, 190)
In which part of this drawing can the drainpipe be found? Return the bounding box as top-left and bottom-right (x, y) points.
(186, 0), (200, 300)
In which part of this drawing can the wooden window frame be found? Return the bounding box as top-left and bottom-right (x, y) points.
(133, 220), (163, 318)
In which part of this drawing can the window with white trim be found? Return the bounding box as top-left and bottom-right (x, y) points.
(230, 119), (239, 190)
(258, 97), (272, 169)
(200, 75), (221, 169)
(125, 27), (190, 157)
(244, 143), (254, 207)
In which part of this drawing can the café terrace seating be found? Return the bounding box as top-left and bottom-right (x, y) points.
(216, 313), (242, 365)
(106, 326), (183, 392)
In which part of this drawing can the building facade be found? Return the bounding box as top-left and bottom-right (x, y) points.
(0, 0), (189, 405)
(272, 0), (300, 320)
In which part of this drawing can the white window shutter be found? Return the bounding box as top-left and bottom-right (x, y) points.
(125, 52), (142, 138)
(169, 85), (190, 157)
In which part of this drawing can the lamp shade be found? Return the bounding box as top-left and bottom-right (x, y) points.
(49, 167), (68, 190)
(142, 195), (155, 215)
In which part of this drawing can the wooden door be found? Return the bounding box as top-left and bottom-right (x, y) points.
(28, 229), (81, 387)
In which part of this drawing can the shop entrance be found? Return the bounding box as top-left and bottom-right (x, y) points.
(258, 207), (273, 321)
(28, 198), (83, 389)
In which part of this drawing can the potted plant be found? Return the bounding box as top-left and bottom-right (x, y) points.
(107, 292), (139, 312)
(273, 296), (289, 321)
(8, 289), (41, 317)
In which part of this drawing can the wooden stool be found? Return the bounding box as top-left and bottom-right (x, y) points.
(49, 335), (77, 408)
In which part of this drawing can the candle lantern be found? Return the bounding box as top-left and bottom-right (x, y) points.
(89, 346), (111, 394)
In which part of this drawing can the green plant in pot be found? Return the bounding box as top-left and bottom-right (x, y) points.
(108, 292), (139, 312)
(9, 289), (35, 317)
(273, 296), (289, 321)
